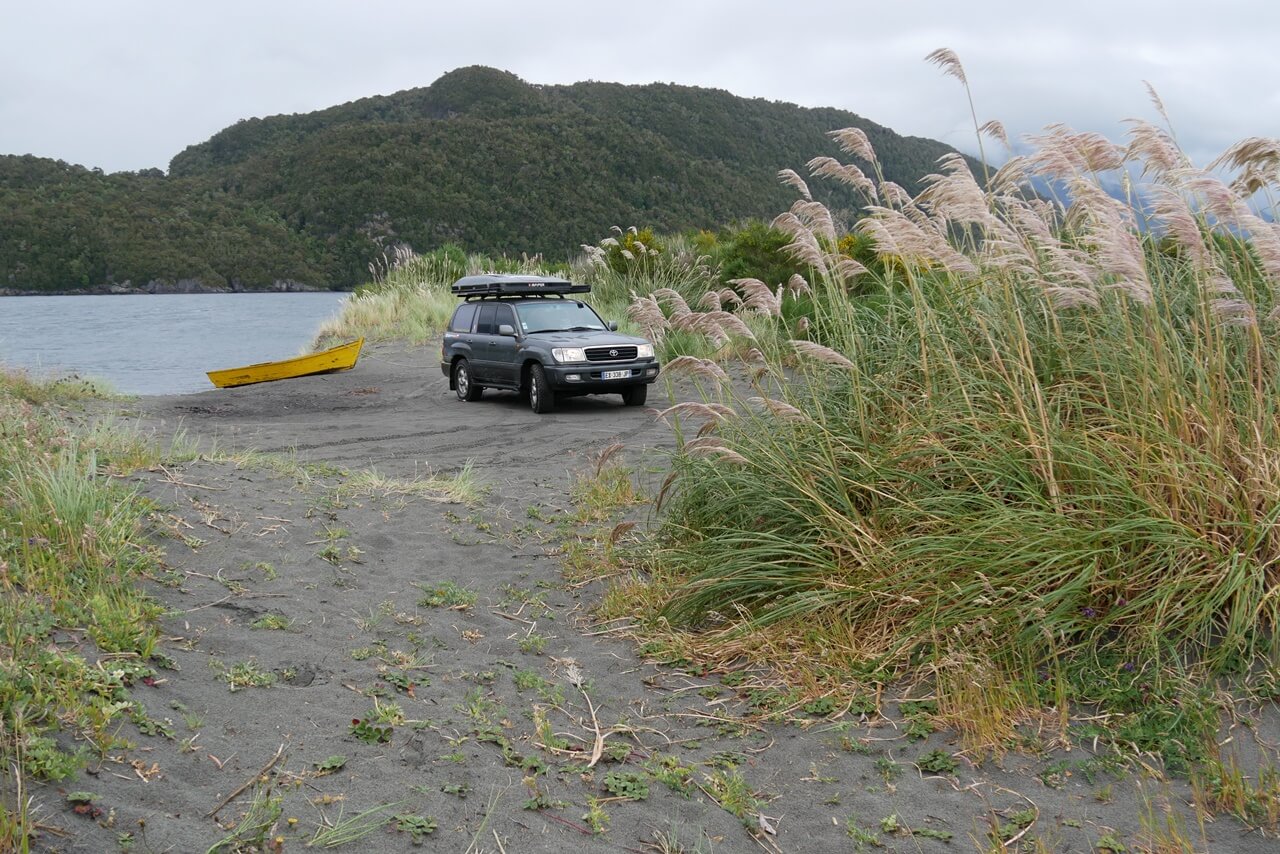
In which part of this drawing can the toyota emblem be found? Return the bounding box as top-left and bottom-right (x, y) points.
(609, 349), (619, 357)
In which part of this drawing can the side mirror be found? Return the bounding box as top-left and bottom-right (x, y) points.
(607, 321), (619, 331)
(498, 324), (517, 337)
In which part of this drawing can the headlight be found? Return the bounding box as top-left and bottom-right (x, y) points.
(636, 343), (655, 359)
(552, 347), (587, 363)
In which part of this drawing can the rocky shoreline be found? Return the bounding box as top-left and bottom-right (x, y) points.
(0, 278), (333, 296)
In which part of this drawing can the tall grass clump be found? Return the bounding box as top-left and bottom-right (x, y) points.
(0, 372), (164, 849)
(313, 244), (560, 347)
(0, 367), (116, 406)
(633, 54), (1280, 763)
(573, 227), (717, 309)
(574, 228), (794, 362)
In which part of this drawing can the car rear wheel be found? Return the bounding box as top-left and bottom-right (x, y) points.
(620, 384), (647, 406)
(454, 359), (482, 401)
(528, 363), (555, 414)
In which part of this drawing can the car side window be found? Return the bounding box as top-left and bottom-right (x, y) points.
(494, 304), (515, 332)
(450, 303), (477, 333)
(475, 303), (497, 335)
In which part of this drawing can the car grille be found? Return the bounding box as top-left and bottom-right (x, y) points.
(585, 346), (637, 362)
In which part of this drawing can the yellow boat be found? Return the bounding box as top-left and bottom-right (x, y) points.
(207, 338), (364, 388)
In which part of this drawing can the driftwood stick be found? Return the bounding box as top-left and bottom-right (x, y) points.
(206, 743), (285, 818)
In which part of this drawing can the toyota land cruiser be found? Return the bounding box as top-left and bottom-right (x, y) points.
(440, 274), (660, 414)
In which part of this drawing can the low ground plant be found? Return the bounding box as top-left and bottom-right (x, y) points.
(0, 371), (166, 848)
(342, 460), (483, 506)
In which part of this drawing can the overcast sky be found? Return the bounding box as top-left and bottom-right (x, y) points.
(2, 0), (1277, 175)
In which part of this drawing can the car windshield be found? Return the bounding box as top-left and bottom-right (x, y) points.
(515, 301), (606, 334)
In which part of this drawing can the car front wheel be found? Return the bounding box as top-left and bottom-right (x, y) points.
(528, 363), (555, 414)
(454, 359), (482, 401)
(620, 384), (647, 406)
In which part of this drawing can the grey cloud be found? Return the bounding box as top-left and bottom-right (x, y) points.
(1, 0), (1276, 173)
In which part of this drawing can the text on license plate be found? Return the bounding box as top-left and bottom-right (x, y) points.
(601, 369), (631, 380)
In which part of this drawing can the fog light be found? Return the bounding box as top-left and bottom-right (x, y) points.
(646, 368), (658, 376)
(566, 374), (581, 382)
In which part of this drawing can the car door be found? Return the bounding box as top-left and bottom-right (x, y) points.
(445, 301), (478, 364)
(488, 303), (520, 387)
(471, 303), (498, 381)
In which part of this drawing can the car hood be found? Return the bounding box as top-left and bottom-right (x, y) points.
(525, 331), (651, 347)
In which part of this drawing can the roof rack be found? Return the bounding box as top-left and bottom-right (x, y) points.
(451, 274), (590, 298)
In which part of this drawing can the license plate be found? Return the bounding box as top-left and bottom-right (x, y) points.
(601, 370), (630, 380)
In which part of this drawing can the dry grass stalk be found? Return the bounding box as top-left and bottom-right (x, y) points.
(652, 287), (692, 317)
(707, 311), (758, 341)
(718, 288), (743, 309)
(1044, 287), (1101, 310)
(1143, 80), (1172, 127)
(782, 232), (827, 273)
(654, 402), (737, 424)
(1208, 136), (1280, 186)
(662, 356), (728, 382)
(777, 168), (812, 200)
(667, 312), (700, 333)
(924, 47), (968, 84)
(807, 155), (877, 200)
(916, 154), (994, 227)
(789, 199), (838, 243)
(683, 444), (749, 465)
(748, 396), (807, 422)
(1062, 178), (1151, 303)
(626, 293), (668, 341)
(608, 521), (637, 546)
(731, 278), (782, 317)
(828, 255), (869, 280)
(1211, 298), (1258, 329)
(791, 340), (855, 370)
(863, 207), (975, 275)
(786, 274), (810, 296)
(879, 180), (912, 209)
(1026, 125), (1126, 177)
(828, 126), (878, 165)
(686, 314), (730, 348)
(591, 442), (625, 477)
(682, 436), (731, 454)
(979, 119), (1010, 149)
(1124, 118), (1186, 176)
(1149, 185), (1211, 270)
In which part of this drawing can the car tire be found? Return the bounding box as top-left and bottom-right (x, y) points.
(454, 359), (482, 402)
(528, 363), (555, 414)
(620, 384), (648, 406)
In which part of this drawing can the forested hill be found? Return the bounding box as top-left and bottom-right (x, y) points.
(2, 66), (977, 293)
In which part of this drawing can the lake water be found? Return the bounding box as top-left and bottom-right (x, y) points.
(0, 293), (350, 396)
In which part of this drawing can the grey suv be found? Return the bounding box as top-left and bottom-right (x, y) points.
(440, 275), (660, 414)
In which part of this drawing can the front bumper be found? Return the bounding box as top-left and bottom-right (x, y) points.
(544, 360), (660, 391)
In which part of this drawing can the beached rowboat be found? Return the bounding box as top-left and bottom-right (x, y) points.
(206, 338), (364, 388)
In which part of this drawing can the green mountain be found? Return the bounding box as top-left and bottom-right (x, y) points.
(2, 66), (976, 293)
